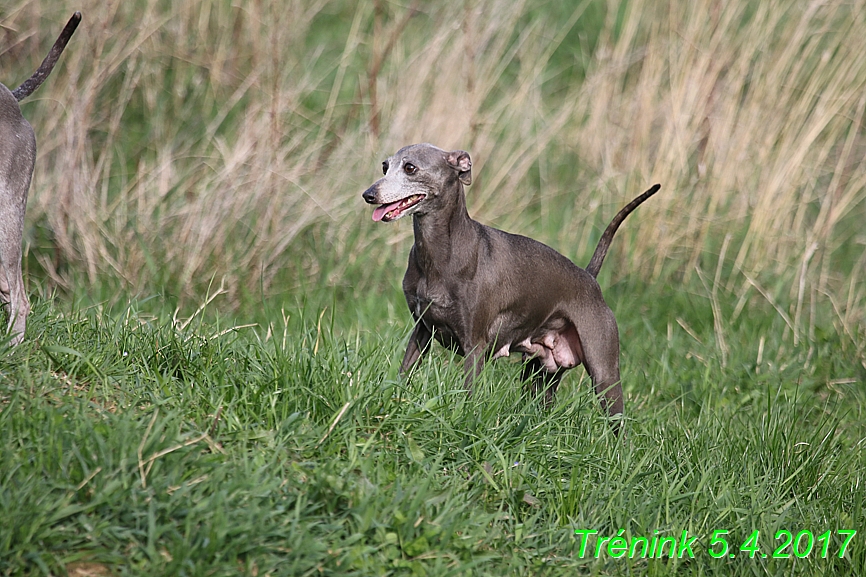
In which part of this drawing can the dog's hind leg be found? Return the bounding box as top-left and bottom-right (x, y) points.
(521, 357), (564, 409)
(579, 311), (624, 433)
(521, 357), (545, 395)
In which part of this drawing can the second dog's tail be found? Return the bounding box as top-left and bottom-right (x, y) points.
(585, 183), (661, 278)
(12, 12), (82, 102)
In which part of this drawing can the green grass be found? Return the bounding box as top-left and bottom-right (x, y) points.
(1, 281), (863, 576)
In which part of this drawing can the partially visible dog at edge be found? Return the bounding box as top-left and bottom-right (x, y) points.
(0, 12), (81, 345)
(363, 143), (660, 435)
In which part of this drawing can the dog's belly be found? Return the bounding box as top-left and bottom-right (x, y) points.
(408, 278), (586, 371)
(491, 315), (585, 373)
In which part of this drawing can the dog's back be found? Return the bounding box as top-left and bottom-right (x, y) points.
(0, 84), (37, 201)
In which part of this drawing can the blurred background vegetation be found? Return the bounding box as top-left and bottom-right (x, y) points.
(1, 0), (864, 362)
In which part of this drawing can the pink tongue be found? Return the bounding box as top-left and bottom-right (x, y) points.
(372, 201), (400, 222)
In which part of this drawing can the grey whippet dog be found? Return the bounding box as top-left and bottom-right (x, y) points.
(0, 12), (80, 345)
(363, 143), (660, 433)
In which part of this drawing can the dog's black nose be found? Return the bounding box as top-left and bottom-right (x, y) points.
(362, 185), (379, 204)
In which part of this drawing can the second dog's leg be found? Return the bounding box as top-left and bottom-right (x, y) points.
(0, 268), (29, 346)
(0, 134), (33, 346)
(0, 208), (30, 346)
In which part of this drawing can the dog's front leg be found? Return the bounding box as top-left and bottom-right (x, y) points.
(462, 346), (487, 394)
(399, 320), (432, 375)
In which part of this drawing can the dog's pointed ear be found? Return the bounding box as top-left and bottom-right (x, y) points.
(446, 150), (472, 185)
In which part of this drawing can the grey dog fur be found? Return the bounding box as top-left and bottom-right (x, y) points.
(363, 143), (660, 434)
(0, 12), (80, 345)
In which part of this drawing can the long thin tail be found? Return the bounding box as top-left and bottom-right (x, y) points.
(585, 183), (661, 278)
(12, 12), (82, 102)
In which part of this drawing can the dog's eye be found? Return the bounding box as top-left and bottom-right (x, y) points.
(404, 163), (417, 175)
(382, 161), (389, 175)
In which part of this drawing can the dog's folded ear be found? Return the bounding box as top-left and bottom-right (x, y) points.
(446, 150), (472, 185)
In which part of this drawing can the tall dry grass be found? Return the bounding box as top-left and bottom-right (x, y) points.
(572, 0), (866, 352)
(1, 0), (864, 353)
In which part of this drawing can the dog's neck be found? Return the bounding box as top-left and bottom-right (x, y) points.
(411, 184), (479, 275)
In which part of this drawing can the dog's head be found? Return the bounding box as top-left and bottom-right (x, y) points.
(362, 143), (472, 222)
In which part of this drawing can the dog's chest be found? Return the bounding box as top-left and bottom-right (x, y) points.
(411, 276), (455, 322)
(407, 277), (466, 349)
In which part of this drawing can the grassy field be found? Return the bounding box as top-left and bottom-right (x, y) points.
(1, 0), (865, 575)
(1, 282), (863, 576)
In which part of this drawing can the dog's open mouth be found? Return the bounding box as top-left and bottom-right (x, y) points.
(371, 194), (425, 222)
